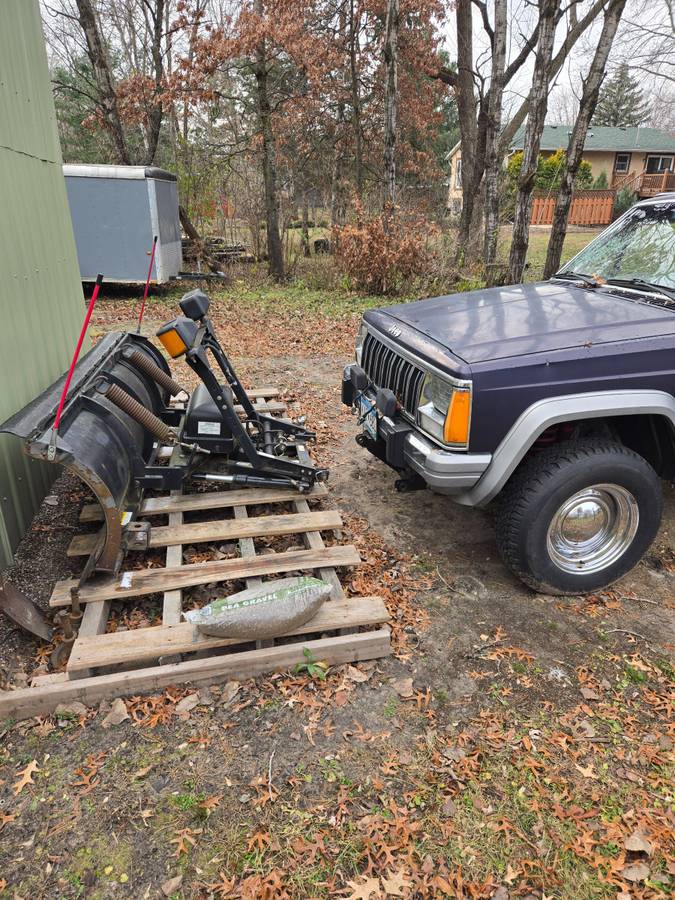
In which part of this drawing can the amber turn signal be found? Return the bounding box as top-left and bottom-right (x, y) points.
(157, 327), (188, 358)
(444, 390), (471, 444)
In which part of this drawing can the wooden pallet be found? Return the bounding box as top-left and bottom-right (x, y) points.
(0, 388), (390, 721)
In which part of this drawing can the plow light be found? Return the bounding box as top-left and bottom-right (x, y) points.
(156, 317), (198, 358)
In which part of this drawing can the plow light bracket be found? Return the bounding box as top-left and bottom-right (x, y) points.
(179, 288), (211, 321)
(156, 317), (198, 358)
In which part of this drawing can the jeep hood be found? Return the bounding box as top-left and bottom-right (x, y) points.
(370, 281), (675, 365)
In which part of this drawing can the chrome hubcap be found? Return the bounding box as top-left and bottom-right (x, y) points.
(547, 484), (639, 574)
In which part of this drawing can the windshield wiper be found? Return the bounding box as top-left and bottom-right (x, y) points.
(605, 278), (675, 304)
(554, 270), (602, 288)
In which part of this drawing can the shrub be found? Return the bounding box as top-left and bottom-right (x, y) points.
(593, 170), (609, 189)
(613, 186), (637, 219)
(501, 149), (595, 221)
(334, 207), (431, 295)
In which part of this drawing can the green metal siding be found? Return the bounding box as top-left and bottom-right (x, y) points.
(0, 0), (85, 567)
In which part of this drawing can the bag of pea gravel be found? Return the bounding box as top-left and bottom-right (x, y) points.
(183, 576), (330, 639)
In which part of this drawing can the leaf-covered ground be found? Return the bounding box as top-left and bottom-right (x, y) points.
(0, 276), (673, 899)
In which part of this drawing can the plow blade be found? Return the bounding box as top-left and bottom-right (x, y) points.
(0, 332), (175, 575)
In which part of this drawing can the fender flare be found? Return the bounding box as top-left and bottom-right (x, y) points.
(456, 389), (675, 507)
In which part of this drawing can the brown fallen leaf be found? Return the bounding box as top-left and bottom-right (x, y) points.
(0, 810), (19, 832)
(198, 795), (222, 816)
(343, 876), (382, 899)
(345, 665), (370, 683)
(13, 760), (39, 795)
(381, 868), (412, 897)
(621, 862), (650, 883)
(580, 687), (600, 701)
(132, 765), (153, 780)
(624, 830), (653, 856)
(170, 827), (202, 857)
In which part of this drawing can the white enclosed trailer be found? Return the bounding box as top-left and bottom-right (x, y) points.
(63, 164), (182, 283)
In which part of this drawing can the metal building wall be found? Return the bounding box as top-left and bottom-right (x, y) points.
(0, 0), (85, 567)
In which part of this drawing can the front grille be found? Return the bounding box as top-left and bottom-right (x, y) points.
(361, 332), (425, 417)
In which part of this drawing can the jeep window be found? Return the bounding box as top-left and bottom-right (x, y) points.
(557, 205), (675, 292)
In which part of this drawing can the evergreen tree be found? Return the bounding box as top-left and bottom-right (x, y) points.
(592, 63), (650, 127)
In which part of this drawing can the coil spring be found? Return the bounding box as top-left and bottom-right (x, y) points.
(128, 350), (184, 397)
(106, 383), (174, 443)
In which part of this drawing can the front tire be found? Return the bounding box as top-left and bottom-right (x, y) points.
(496, 440), (662, 594)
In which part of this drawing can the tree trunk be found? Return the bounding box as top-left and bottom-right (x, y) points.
(453, 0), (480, 263)
(383, 0), (399, 210)
(253, 0), (284, 281)
(483, 0), (508, 280)
(507, 0), (558, 284)
(331, 4), (347, 228)
(179, 205), (221, 274)
(544, 0), (627, 279)
(301, 189), (311, 257)
(74, 0), (131, 164)
(144, 0), (165, 166)
(434, 0), (607, 266)
(330, 115), (346, 227)
(349, 0), (364, 198)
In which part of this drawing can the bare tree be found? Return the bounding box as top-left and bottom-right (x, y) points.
(349, 0), (365, 198)
(74, 0), (132, 163)
(507, 0), (558, 284)
(436, 0), (608, 264)
(452, 0), (484, 262)
(483, 0), (508, 279)
(253, 0), (284, 281)
(544, 0), (627, 278)
(383, 0), (399, 208)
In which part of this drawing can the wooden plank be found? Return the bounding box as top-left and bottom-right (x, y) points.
(294, 444), (344, 601)
(51, 545), (361, 607)
(246, 387), (279, 399)
(79, 484), (327, 523)
(163, 489), (184, 627)
(68, 600), (111, 680)
(234, 400), (285, 415)
(67, 596), (389, 673)
(68, 509), (342, 557)
(0, 629), (391, 722)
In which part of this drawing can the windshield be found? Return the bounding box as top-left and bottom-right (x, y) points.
(557, 203), (675, 290)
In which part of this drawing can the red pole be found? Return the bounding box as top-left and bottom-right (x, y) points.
(137, 235), (158, 333)
(52, 274), (104, 438)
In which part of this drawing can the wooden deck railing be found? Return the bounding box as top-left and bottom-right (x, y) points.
(612, 170), (675, 196)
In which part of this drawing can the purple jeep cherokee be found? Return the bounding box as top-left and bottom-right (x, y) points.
(343, 194), (675, 594)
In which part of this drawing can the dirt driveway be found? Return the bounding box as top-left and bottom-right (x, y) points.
(0, 294), (673, 899)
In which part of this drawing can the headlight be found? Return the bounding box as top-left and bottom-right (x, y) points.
(355, 323), (367, 365)
(418, 373), (472, 449)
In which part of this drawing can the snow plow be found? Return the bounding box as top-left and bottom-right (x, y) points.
(1, 288), (327, 585)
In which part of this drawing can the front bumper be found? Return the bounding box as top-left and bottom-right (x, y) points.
(403, 432), (491, 494)
(342, 365), (491, 496)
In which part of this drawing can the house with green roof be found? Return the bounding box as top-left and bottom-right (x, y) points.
(446, 125), (675, 212)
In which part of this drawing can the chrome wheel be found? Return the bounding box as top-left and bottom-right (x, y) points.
(546, 484), (639, 575)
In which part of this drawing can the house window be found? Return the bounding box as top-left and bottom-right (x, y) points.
(455, 157), (462, 188)
(614, 153), (631, 173)
(645, 155), (673, 174)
